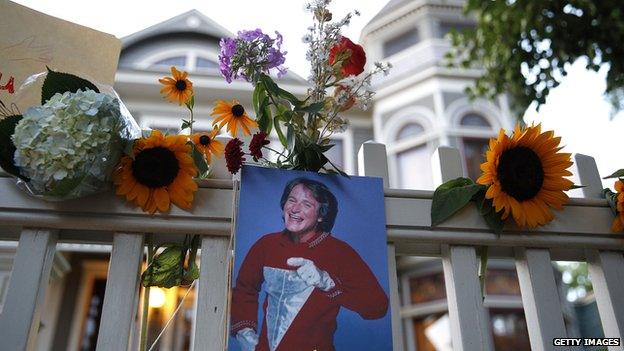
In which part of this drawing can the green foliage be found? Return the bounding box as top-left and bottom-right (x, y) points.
(603, 169), (624, 179)
(602, 188), (619, 215)
(431, 177), (505, 233)
(142, 235), (200, 288)
(0, 114), (26, 179)
(190, 142), (209, 177)
(431, 177), (485, 226)
(249, 73), (346, 174)
(41, 68), (99, 104)
(448, 1), (624, 115)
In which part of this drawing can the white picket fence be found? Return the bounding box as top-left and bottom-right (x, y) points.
(0, 142), (622, 351)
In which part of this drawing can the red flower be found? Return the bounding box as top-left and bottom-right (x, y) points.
(224, 138), (245, 174)
(328, 37), (366, 77)
(249, 132), (270, 161)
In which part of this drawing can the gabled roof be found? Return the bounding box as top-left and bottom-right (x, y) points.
(121, 9), (233, 49)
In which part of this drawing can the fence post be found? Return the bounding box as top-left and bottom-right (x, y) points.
(191, 236), (230, 351)
(0, 228), (58, 351)
(358, 140), (404, 351)
(96, 232), (144, 351)
(576, 154), (624, 349)
(431, 146), (494, 351)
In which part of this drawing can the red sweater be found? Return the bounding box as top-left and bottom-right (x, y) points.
(231, 231), (388, 351)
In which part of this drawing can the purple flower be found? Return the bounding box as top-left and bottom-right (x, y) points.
(218, 29), (288, 84)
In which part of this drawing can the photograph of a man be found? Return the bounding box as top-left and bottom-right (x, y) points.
(229, 166), (392, 351)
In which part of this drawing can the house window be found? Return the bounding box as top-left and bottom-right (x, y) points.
(397, 123), (425, 141)
(460, 113), (490, 128)
(459, 113), (491, 180)
(152, 56), (187, 68)
(196, 56), (218, 69)
(490, 309), (531, 351)
(383, 28), (419, 57)
(439, 22), (474, 38)
(397, 145), (433, 190)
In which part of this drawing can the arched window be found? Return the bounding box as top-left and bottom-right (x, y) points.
(196, 56), (218, 69)
(152, 56), (187, 68)
(459, 113), (492, 180)
(460, 113), (490, 128)
(394, 122), (433, 190)
(397, 123), (425, 141)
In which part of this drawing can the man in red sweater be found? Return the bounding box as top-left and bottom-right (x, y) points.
(231, 177), (389, 351)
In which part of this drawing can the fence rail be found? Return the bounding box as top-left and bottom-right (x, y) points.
(0, 143), (622, 351)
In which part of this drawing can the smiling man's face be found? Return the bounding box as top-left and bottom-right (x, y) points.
(283, 184), (322, 238)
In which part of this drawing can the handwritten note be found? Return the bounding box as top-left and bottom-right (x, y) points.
(0, 1), (122, 116)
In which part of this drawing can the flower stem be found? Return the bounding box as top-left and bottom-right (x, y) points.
(139, 236), (154, 351)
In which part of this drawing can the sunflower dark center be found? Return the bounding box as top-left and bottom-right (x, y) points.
(132, 147), (180, 188)
(496, 146), (544, 201)
(231, 104), (245, 117)
(175, 80), (187, 91)
(199, 135), (211, 146)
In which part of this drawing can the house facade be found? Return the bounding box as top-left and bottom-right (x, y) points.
(2, 1), (582, 350)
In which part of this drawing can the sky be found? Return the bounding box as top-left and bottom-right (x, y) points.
(12, 0), (624, 189)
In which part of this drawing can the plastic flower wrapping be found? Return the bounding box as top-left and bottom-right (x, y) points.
(2, 70), (140, 200)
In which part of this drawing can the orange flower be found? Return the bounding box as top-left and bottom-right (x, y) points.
(159, 66), (193, 105)
(212, 99), (257, 136)
(190, 128), (224, 163)
(114, 130), (198, 214)
(612, 180), (624, 232)
(477, 124), (573, 228)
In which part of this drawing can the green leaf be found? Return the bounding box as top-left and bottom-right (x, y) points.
(185, 95), (195, 111)
(259, 74), (302, 107)
(41, 68), (99, 104)
(0, 114), (25, 179)
(604, 169), (624, 179)
(474, 190), (505, 234)
(296, 101), (325, 114)
(603, 188), (619, 215)
(431, 177), (485, 226)
(123, 138), (135, 157)
(274, 115), (287, 147)
(141, 245), (184, 288)
(286, 124), (296, 154)
(257, 96), (272, 133)
(181, 119), (193, 131)
(190, 143), (209, 176)
(44, 175), (86, 197)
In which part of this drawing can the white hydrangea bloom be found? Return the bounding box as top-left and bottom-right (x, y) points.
(12, 89), (125, 197)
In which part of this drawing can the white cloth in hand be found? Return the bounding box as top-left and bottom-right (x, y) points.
(287, 257), (335, 291)
(236, 327), (259, 351)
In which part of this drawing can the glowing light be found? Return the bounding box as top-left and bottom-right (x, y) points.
(148, 288), (166, 308)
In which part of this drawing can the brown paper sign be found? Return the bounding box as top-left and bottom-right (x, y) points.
(0, 0), (121, 116)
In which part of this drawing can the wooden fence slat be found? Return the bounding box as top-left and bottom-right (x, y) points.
(515, 248), (568, 351)
(0, 228), (58, 351)
(387, 243), (405, 351)
(95, 233), (144, 351)
(358, 140), (405, 351)
(442, 245), (494, 351)
(191, 236), (230, 351)
(586, 250), (624, 349)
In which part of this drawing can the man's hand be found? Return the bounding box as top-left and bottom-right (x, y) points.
(236, 328), (258, 351)
(287, 257), (335, 291)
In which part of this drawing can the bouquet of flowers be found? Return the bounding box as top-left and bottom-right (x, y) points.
(0, 69), (140, 200)
(217, 0), (390, 175)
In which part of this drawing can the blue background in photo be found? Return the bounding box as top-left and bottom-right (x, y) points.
(227, 165), (392, 351)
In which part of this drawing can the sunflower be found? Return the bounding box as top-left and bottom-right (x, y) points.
(612, 180), (624, 232)
(159, 66), (193, 105)
(114, 130), (198, 214)
(190, 128), (224, 163)
(477, 124), (573, 228)
(212, 99), (258, 136)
